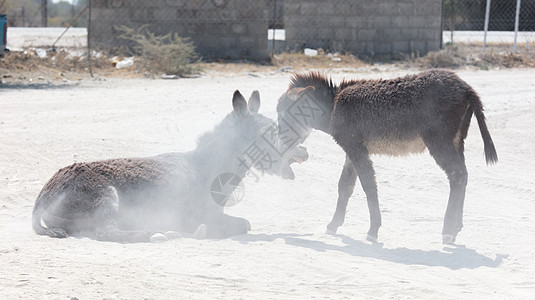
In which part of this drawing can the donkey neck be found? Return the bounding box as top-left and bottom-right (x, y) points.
(308, 94), (333, 134)
(190, 130), (249, 185)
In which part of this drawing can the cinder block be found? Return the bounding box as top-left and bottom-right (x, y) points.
(366, 42), (375, 55)
(231, 23), (247, 35)
(426, 40), (441, 51)
(373, 16), (392, 27)
(154, 8), (176, 20)
(301, 2), (318, 15)
(392, 41), (409, 52)
(317, 28), (334, 40)
(400, 28), (419, 41)
(408, 17), (430, 28)
(375, 42), (392, 54)
(237, 36), (256, 48)
(410, 40), (427, 53)
(391, 16), (409, 28)
(334, 28), (354, 40)
(396, 3), (416, 15)
(219, 36), (236, 49)
(346, 41), (367, 53)
(384, 28), (402, 41)
(417, 3), (441, 15)
(358, 29), (377, 42)
(418, 29), (440, 40)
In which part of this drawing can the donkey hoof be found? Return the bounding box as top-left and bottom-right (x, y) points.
(366, 234), (378, 243)
(193, 224), (208, 240)
(150, 233), (168, 243)
(49, 228), (68, 238)
(442, 234), (456, 245)
(325, 228), (337, 235)
(164, 231), (182, 240)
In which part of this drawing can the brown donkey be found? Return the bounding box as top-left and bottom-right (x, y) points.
(276, 69), (497, 244)
(33, 90), (308, 242)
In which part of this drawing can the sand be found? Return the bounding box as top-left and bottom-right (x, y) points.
(1, 68), (534, 299)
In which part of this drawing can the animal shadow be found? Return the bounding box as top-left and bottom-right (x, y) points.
(237, 233), (507, 270)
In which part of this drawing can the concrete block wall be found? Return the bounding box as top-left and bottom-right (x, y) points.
(90, 0), (269, 59)
(284, 0), (443, 55)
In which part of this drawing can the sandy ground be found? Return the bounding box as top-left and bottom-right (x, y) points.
(1, 68), (534, 299)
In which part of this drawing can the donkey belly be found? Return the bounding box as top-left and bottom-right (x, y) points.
(366, 135), (426, 156)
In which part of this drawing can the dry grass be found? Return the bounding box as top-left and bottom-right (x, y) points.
(272, 51), (367, 71)
(2, 44), (534, 84)
(412, 44), (535, 69)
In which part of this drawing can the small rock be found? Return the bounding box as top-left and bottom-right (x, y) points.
(161, 74), (179, 79)
(36, 48), (47, 58)
(116, 57), (134, 69)
(304, 48), (318, 56)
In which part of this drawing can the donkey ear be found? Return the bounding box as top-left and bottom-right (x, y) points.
(287, 86), (315, 100)
(248, 90), (261, 114)
(232, 90), (251, 117)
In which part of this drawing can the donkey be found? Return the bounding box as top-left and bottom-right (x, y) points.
(276, 69), (497, 244)
(32, 90), (308, 243)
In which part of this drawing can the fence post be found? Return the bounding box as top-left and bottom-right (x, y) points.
(513, 0), (521, 52)
(450, 0), (454, 44)
(41, 0), (47, 27)
(483, 0), (491, 49)
(87, 0), (93, 77)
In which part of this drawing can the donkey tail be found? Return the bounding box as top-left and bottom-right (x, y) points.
(32, 194), (67, 238)
(467, 89), (498, 165)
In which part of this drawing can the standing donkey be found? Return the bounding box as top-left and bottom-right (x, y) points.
(33, 90), (308, 243)
(276, 69), (497, 244)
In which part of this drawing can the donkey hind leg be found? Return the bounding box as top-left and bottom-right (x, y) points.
(326, 155), (358, 234)
(93, 187), (152, 243)
(342, 143), (381, 242)
(424, 137), (468, 245)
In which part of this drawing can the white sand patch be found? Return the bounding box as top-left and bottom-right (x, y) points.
(1, 69), (534, 298)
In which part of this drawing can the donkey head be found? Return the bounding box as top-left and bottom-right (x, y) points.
(275, 86), (326, 179)
(225, 90), (309, 180)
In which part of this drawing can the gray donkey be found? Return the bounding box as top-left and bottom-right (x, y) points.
(32, 90), (308, 242)
(276, 69), (497, 244)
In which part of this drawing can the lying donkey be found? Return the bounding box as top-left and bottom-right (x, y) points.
(32, 90), (308, 242)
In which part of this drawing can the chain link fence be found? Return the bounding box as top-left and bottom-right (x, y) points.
(3, 0), (535, 57)
(443, 0), (535, 50)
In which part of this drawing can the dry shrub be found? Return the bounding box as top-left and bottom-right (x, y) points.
(416, 46), (466, 68)
(415, 44), (535, 69)
(116, 25), (201, 76)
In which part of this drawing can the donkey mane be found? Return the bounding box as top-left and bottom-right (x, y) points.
(288, 72), (375, 113)
(290, 71), (336, 91)
(289, 72), (337, 109)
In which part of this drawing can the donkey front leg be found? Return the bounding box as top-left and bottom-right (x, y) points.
(327, 155), (357, 234)
(343, 144), (382, 242)
(205, 214), (251, 239)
